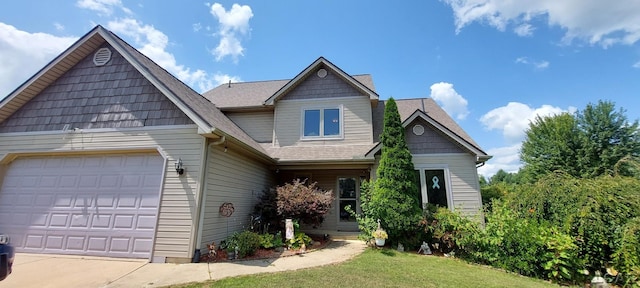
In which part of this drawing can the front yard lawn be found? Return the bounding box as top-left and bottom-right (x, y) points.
(169, 248), (560, 288)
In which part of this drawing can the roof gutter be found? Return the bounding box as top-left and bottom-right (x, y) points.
(210, 128), (275, 164)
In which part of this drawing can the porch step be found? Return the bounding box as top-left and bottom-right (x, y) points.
(328, 231), (361, 240)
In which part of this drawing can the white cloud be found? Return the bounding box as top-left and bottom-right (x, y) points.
(429, 82), (469, 120)
(54, 22), (65, 31)
(0, 23), (77, 98)
(107, 18), (240, 92)
(76, 0), (131, 16)
(209, 3), (253, 62)
(633, 61), (640, 68)
(479, 102), (575, 143)
(213, 73), (241, 86)
(535, 60), (550, 69)
(515, 57), (550, 70)
(442, 0), (640, 47)
(514, 23), (534, 36)
(478, 144), (522, 177)
(193, 23), (202, 32)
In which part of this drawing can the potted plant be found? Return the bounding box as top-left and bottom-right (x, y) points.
(372, 229), (388, 247)
(221, 234), (239, 260)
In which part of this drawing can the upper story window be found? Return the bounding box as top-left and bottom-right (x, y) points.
(302, 106), (343, 139)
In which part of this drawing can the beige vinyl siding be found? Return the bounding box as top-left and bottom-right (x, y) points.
(200, 144), (275, 250)
(412, 154), (482, 216)
(274, 97), (372, 147)
(0, 126), (205, 260)
(226, 111), (274, 143)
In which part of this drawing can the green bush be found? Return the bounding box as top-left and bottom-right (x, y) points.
(288, 232), (312, 250)
(259, 232), (284, 249)
(259, 233), (275, 249)
(224, 231), (262, 258)
(348, 180), (379, 242)
(508, 173), (640, 276)
(612, 217), (640, 286)
(428, 202), (586, 284)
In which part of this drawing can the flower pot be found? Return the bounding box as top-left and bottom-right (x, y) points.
(375, 238), (385, 247)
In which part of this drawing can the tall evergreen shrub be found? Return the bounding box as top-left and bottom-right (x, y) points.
(371, 98), (422, 246)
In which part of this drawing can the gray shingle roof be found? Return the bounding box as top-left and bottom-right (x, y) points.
(203, 75), (376, 109)
(261, 143), (375, 162)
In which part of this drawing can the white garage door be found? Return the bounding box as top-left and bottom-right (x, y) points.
(0, 153), (163, 259)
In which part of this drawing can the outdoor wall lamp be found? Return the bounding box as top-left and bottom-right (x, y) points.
(175, 158), (184, 175)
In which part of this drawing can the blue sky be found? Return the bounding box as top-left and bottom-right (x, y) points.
(1, 0), (639, 177)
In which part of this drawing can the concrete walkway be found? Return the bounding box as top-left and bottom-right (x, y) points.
(0, 240), (366, 288)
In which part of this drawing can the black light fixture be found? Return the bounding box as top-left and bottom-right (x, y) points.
(175, 158), (184, 175)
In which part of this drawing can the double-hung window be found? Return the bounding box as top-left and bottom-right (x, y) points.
(302, 106), (342, 139)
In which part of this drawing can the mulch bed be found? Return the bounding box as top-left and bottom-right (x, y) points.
(199, 234), (331, 263)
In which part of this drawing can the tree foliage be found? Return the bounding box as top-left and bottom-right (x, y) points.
(520, 100), (640, 182)
(520, 113), (581, 181)
(356, 98), (422, 247)
(577, 100), (640, 178)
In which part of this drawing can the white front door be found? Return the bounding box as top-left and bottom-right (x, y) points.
(0, 153), (163, 259)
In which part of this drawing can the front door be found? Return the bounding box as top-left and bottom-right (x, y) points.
(337, 177), (359, 231)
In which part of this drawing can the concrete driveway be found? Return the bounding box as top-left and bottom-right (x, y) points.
(0, 253), (148, 288)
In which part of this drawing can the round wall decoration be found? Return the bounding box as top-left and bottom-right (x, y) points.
(219, 202), (235, 217)
(413, 124), (425, 136)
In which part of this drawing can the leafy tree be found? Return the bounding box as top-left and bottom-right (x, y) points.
(520, 101), (640, 181)
(577, 100), (640, 178)
(370, 98), (422, 247)
(520, 113), (581, 181)
(478, 175), (488, 187)
(489, 169), (522, 184)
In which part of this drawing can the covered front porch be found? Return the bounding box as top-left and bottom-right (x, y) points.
(275, 166), (371, 234)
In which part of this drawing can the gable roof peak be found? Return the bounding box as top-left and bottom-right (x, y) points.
(263, 56), (379, 105)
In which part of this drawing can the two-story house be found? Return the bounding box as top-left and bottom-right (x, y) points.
(0, 25), (490, 263)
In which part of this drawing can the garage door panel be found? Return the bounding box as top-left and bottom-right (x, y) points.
(136, 215), (156, 230)
(24, 234), (43, 249)
(114, 215), (134, 229)
(88, 237), (108, 252)
(30, 213), (48, 227)
(54, 194), (74, 208)
(0, 153), (163, 259)
(133, 238), (152, 252)
(47, 235), (66, 249)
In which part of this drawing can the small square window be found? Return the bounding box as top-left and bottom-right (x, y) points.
(302, 106), (342, 139)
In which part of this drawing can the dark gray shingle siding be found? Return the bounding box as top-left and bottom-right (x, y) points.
(0, 44), (193, 133)
(281, 67), (365, 100)
(405, 118), (465, 154)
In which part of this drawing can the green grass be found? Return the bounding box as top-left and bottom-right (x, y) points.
(169, 249), (560, 288)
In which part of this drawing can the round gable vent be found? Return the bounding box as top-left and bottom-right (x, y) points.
(413, 124), (425, 136)
(93, 47), (112, 66)
(317, 68), (327, 78)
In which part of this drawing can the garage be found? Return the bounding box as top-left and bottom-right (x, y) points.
(0, 153), (164, 259)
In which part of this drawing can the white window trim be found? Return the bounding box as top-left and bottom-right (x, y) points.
(300, 105), (344, 140)
(415, 164), (454, 210)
